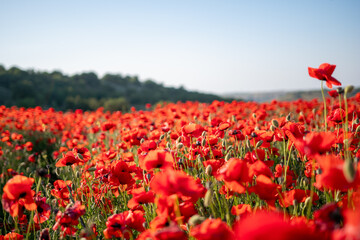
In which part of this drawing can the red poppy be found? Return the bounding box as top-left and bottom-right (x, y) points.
(53, 201), (86, 238)
(190, 218), (234, 240)
(231, 204), (252, 216)
(127, 187), (155, 210)
(234, 211), (328, 240)
(140, 150), (174, 171)
(103, 210), (145, 239)
(51, 180), (72, 207)
(137, 223), (187, 240)
(308, 63), (341, 88)
(217, 158), (251, 194)
(150, 169), (205, 202)
(2, 175), (36, 217)
(295, 132), (336, 157)
(3, 232), (24, 240)
(248, 175), (281, 207)
(328, 90), (339, 98)
(279, 189), (319, 208)
(34, 194), (51, 224)
(55, 151), (83, 167)
(314, 154), (359, 191)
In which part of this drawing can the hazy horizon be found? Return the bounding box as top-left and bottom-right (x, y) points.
(1, 1), (359, 94)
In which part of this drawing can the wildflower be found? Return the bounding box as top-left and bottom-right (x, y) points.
(308, 63), (341, 88)
(53, 201), (85, 238)
(190, 218), (234, 240)
(2, 175), (36, 217)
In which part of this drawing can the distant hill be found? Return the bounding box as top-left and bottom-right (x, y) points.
(223, 88), (360, 102)
(0, 65), (231, 111)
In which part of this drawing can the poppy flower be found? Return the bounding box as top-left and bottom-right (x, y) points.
(279, 189), (319, 208)
(140, 149), (174, 171)
(233, 211), (328, 240)
(2, 175), (36, 217)
(53, 201), (86, 238)
(190, 218), (234, 240)
(34, 194), (51, 224)
(3, 232), (24, 240)
(328, 90), (339, 98)
(231, 204), (252, 217)
(332, 203), (360, 240)
(314, 154), (359, 191)
(314, 203), (343, 232)
(217, 158), (251, 194)
(55, 151), (83, 167)
(308, 63), (341, 88)
(127, 187), (155, 210)
(294, 132), (336, 157)
(137, 222), (187, 240)
(50, 180), (72, 207)
(103, 210), (145, 239)
(150, 169), (205, 202)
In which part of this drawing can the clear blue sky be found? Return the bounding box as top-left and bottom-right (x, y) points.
(0, 0), (359, 94)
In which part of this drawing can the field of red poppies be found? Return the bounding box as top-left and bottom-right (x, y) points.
(1, 64), (360, 240)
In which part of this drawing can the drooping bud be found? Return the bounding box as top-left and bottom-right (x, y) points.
(225, 152), (231, 162)
(271, 119), (279, 128)
(176, 143), (184, 150)
(188, 214), (205, 226)
(337, 87), (344, 94)
(255, 140), (263, 149)
(286, 113), (292, 122)
(201, 138), (207, 147)
(344, 85), (354, 95)
(204, 189), (213, 207)
(356, 126), (360, 135)
(343, 159), (356, 183)
(205, 165), (213, 176)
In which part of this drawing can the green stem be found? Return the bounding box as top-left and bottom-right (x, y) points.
(321, 81), (327, 131)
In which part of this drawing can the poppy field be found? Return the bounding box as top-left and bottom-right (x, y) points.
(1, 64), (360, 240)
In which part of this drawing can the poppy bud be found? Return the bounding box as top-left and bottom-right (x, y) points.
(205, 165), (213, 176)
(356, 126), (360, 135)
(188, 214), (205, 226)
(303, 197), (311, 211)
(270, 125), (276, 131)
(140, 138), (145, 144)
(255, 140), (263, 149)
(344, 85), (354, 95)
(160, 134), (165, 140)
(77, 153), (84, 160)
(202, 131), (207, 137)
(271, 119), (279, 128)
(293, 199), (298, 208)
(221, 139), (226, 147)
(201, 138), (206, 147)
(166, 142), (171, 149)
(204, 189), (213, 207)
(87, 167), (97, 172)
(337, 87), (344, 94)
(226, 145), (233, 152)
(177, 136), (182, 142)
(246, 139), (251, 149)
(343, 159), (356, 183)
(40, 228), (50, 240)
(177, 143), (184, 150)
(252, 113), (257, 119)
(286, 113), (292, 122)
(225, 153), (231, 162)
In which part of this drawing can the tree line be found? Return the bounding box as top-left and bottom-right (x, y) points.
(0, 65), (231, 111)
